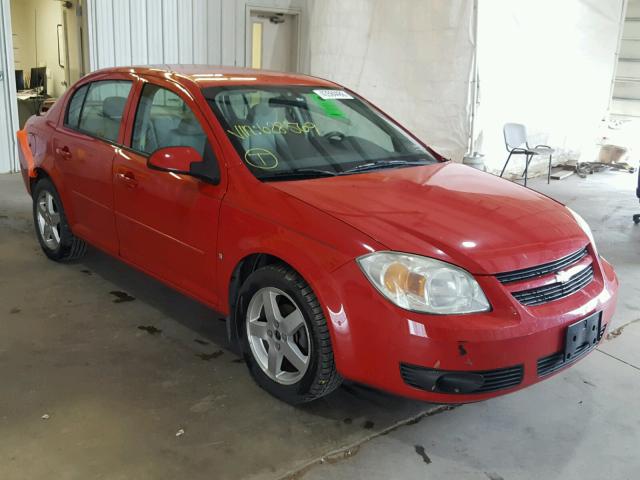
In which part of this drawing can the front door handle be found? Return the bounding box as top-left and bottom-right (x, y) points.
(117, 171), (138, 188)
(56, 146), (72, 160)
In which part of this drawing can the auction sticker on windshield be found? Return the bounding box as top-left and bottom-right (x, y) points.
(313, 89), (354, 100)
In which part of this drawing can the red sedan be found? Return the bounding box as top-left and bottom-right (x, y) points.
(17, 66), (618, 404)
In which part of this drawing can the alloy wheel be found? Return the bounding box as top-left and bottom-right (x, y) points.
(36, 190), (61, 250)
(246, 287), (311, 385)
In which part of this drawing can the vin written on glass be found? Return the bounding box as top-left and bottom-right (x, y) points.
(227, 122), (320, 140)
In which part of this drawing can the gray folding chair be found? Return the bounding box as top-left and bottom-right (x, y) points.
(500, 123), (554, 186)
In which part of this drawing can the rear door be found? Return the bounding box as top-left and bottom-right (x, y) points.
(54, 75), (135, 253)
(112, 77), (225, 305)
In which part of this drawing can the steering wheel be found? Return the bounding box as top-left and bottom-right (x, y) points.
(323, 131), (346, 142)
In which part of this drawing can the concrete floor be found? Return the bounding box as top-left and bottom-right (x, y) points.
(1, 169), (639, 480)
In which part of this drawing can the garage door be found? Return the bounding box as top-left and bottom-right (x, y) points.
(612, 0), (640, 118)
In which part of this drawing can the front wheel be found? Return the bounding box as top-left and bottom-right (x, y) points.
(237, 264), (342, 404)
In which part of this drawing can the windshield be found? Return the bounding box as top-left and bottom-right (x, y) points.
(202, 86), (438, 181)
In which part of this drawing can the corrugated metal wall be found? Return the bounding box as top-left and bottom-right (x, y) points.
(611, 0), (640, 117)
(86, 0), (306, 70)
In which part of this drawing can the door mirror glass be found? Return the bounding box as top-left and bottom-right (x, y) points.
(148, 146), (202, 174)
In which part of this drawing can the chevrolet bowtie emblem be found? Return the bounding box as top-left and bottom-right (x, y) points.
(555, 270), (572, 284)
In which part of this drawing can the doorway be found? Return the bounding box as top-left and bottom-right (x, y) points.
(247, 8), (299, 72)
(0, 0), (88, 172)
(11, 0), (87, 127)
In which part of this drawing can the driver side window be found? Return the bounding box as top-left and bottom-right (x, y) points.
(131, 84), (208, 156)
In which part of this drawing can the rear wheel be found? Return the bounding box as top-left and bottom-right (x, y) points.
(32, 178), (87, 261)
(238, 264), (342, 404)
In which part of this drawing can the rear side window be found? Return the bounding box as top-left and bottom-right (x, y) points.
(131, 84), (208, 156)
(74, 80), (132, 142)
(65, 84), (89, 128)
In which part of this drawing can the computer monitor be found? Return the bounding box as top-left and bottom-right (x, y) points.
(30, 67), (47, 94)
(15, 70), (25, 91)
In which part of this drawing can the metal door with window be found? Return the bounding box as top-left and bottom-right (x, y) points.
(248, 10), (299, 72)
(113, 78), (225, 305)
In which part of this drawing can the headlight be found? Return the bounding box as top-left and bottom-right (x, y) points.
(567, 207), (597, 254)
(357, 252), (490, 314)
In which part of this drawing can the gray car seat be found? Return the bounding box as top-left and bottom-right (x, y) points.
(167, 116), (207, 155)
(101, 96), (127, 141)
(243, 103), (287, 154)
(78, 96), (126, 142)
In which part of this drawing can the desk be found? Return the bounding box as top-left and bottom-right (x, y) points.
(16, 90), (49, 128)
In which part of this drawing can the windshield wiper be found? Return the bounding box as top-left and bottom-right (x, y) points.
(260, 159), (430, 181)
(261, 168), (339, 182)
(341, 159), (430, 174)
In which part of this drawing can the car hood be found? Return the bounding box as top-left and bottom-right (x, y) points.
(269, 162), (588, 274)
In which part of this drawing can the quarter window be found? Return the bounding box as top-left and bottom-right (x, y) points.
(131, 84), (208, 156)
(76, 80), (132, 142)
(65, 84), (89, 128)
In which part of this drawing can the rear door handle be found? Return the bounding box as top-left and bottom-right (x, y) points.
(56, 146), (72, 160)
(117, 171), (138, 188)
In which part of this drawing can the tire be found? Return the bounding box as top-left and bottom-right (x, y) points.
(237, 264), (342, 404)
(32, 178), (87, 262)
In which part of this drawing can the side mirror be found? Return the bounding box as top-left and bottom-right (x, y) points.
(148, 146), (202, 175)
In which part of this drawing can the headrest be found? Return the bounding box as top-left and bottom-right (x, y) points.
(248, 103), (279, 124)
(174, 117), (203, 135)
(102, 96), (127, 120)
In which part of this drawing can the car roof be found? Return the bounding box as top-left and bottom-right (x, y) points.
(88, 65), (340, 89)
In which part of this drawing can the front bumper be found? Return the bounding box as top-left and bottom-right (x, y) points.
(317, 254), (618, 403)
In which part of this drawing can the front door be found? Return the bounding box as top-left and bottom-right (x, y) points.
(54, 78), (134, 253)
(113, 79), (224, 305)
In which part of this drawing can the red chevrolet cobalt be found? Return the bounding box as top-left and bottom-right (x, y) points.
(17, 66), (618, 404)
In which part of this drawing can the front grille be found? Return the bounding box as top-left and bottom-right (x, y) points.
(511, 264), (594, 306)
(496, 248), (588, 284)
(474, 365), (524, 393)
(400, 363), (524, 394)
(537, 324), (606, 376)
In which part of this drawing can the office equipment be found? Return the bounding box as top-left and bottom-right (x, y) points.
(15, 70), (25, 91)
(30, 67), (47, 94)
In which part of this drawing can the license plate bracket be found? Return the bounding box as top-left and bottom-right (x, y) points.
(564, 312), (601, 362)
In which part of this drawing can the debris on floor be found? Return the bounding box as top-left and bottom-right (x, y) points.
(109, 290), (136, 303)
(550, 168), (574, 180)
(196, 351), (224, 361)
(414, 445), (432, 465)
(137, 325), (162, 335)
